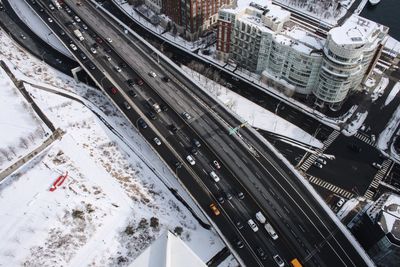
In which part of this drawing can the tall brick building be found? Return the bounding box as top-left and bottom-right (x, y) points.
(163, 0), (232, 40)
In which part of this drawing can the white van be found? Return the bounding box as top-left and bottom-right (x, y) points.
(209, 171), (220, 182)
(255, 211), (266, 224)
(264, 222), (278, 240)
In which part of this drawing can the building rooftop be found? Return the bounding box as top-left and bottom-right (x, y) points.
(379, 194), (400, 240)
(278, 27), (325, 54)
(329, 14), (383, 46)
(129, 231), (206, 267)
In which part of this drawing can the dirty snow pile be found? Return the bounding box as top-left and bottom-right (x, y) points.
(0, 29), (227, 266)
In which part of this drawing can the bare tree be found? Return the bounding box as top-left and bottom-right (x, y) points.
(19, 137), (29, 149)
(8, 146), (17, 157)
(0, 148), (11, 161)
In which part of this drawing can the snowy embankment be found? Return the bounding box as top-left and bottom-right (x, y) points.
(0, 66), (50, 172)
(0, 29), (225, 266)
(9, 0), (71, 57)
(181, 66), (323, 149)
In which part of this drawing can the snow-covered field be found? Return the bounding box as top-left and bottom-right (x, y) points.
(0, 66), (50, 171)
(0, 29), (227, 266)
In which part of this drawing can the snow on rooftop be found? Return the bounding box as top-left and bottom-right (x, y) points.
(284, 27), (325, 51)
(329, 14), (381, 46)
(380, 194), (400, 239)
(129, 231), (206, 267)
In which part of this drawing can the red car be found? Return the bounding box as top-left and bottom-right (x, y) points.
(110, 87), (118, 94)
(135, 78), (144, 86)
(96, 37), (103, 44)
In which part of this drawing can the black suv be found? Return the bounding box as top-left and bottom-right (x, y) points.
(138, 118), (148, 129)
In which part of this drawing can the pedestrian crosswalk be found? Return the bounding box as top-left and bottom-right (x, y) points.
(364, 159), (393, 200)
(299, 130), (340, 172)
(354, 132), (375, 146)
(307, 175), (354, 199)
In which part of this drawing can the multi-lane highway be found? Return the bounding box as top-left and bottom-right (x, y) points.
(24, 0), (373, 266)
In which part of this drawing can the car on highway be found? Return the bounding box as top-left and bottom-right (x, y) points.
(256, 247), (267, 261)
(20, 33), (26, 40)
(105, 55), (111, 61)
(119, 62), (127, 68)
(186, 155), (195, 165)
(237, 191), (245, 200)
(273, 254), (285, 267)
(217, 194), (224, 204)
(59, 30), (65, 36)
(192, 138), (201, 148)
(49, 4), (55, 10)
(138, 118), (148, 129)
(148, 111), (157, 120)
(162, 76), (170, 82)
(209, 171), (220, 182)
(224, 191), (232, 200)
(247, 219), (258, 232)
(265, 222), (279, 240)
(175, 161), (183, 168)
(128, 90), (137, 98)
(90, 47), (97, 54)
(88, 63), (96, 70)
(96, 37), (103, 44)
(170, 124), (178, 133)
(69, 43), (77, 51)
(127, 79), (134, 86)
(148, 71), (157, 77)
(153, 137), (161, 146)
(191, 147), (198, 155)
(235, 239), (244, 249)
(135, 78), (144, 86)
(74, 16), (81, 22)
(65, 7), (71, 13)
(82, 24), (88, 30)
(316, 158), (327, 165)
(182, 112), (191, 120)
(212, 160), (221, 169)
(92, 43), (99, 49)
(236, 221), (244, 230)
(209, 203), (220, 216)
(256, 211), (266, 224)
(123, 101), (131, 110)
(337, 198), (346, 208)
(161, 104), (168, 112)
(109, 87), (118, 94)
(80, 53), (87, 60)
(313, 161), (323, 169)
(372, 162), (382, 170)
(47, 17), (53, 23)
(106, 37), (112, 43)
(115, 66), (122, 73)
(105, 47), (112, 53)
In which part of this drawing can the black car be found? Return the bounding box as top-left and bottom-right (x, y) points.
(148, 111), (157, 120)
(127, 79), (134, 86)
(80, 53), (87, 60)
(88, 63), (96, 70)
(59, 30), (66, 36)
(92, 43), (99, 49)
(119, 62), (127, 68)
(235, 239), (244, 249)
(128, 90), (137, 98)
(170, 124), (178, 133)
(162, 76), (170, 82)
(236, 221), (244, 230)
(224, 191), (233, 200)
(192, 138), (201, 148)
(256, 247), (267, 260)
(217, 195), (224, 204)
(138, 118), (148, 129)
(191, 147), (198, 155)
(105, 47), (112, 53)
(175, 161), (183, 168)
(161, 104), (168, 112)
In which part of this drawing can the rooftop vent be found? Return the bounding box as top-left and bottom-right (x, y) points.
(351, 37), (362, 42)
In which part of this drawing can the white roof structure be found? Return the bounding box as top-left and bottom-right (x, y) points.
(367, 193), (400, 240)
(129, 231), (207, 267)
(329, 14), (383, 46)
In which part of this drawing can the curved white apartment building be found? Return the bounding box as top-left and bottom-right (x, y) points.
(314, 15), (388, 108)
(216, 2), (388, 108)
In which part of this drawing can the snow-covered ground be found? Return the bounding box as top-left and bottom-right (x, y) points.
(0, 67), (50, 171)
(181, 66), (323, 149)
(0, 29), (227, 266)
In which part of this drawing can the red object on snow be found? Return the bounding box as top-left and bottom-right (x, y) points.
(49, 172), (68, 192)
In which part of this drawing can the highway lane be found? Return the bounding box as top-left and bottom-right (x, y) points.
(27, 0), (265, 265)
(29, 1), (374, 266)
(66, 1), (372, 266)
